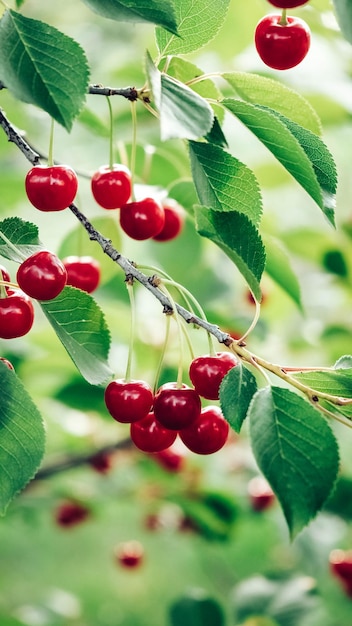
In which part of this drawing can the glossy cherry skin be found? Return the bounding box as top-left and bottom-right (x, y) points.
(0, 290), (34, 339)
(255, 15), (311, 70)
(268, 0), (309, 7)
(189, 352), (238, 400)
(179, 406), (229, 455)
(55, 501), (90, 528)
(153, 383), (201, 430)
(130, 411), (177, 453)
(247, 476), (275, 512)
(329, 550), (352, 597)
(153, 200), (185, 242)
(115, 540), (144, 568)
(63, 256), (101, 294)
(17, 250), (67, 301)
(105, 379), (154, 424)
(25, 165), (78, 212)
(120, 198), (165, 240)
(91, 164), (132, 209)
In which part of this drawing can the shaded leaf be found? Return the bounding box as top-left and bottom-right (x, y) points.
(220, 363), (258, 433)
(195, 206), (265, 301)
(0, 10), (89, 130)
(156, 0), (231, 55)
(223, 99), (336, 226)
(40, 286), (112, 385)
(223, 72), (321, 135)
(170, 589), (226, 626)
(82, 0), (178, 34)
(333, 0), (352, 45)
(0, 217), (42, 262)
(335, 355), (352, 369)
(189, 141), (262, 225)
(0, 361), (45, 515)
(249, 386), (339, 537)
(264, 236), (302, 310)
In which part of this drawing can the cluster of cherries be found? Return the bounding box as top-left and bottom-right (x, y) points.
(255, 0), (311, 70)
(104, 351), (238, 456)
(25, 162), (185, 242)
(0, 250), (100, 339)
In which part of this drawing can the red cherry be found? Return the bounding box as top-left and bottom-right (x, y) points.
(329, 550), (352, 597)
(0, 357), (14, 370)
(17, 250), (67, 301)
(153, 383), (201, 430)
(247, 476), (275, 511)
(104, 379), (154, 424)
(255, 14), (311, 70)
(179, 406), (229, 455)
(267, 0), (309, 7)
(89, 451), (114, 474)
(91, 164), (132, 209)
(115, 540), (144, 568)
(62, 256), (101, 294)
(189, 352), (238, 400)
(152, 200), (185, 242)
(119, 198), (165, 240)
(130, 411), (177, 453)
(0, 264), (11, 284)
(55, 500), (90, 528)
(0, 290), (34, 339)
(25, 165), (78, 212)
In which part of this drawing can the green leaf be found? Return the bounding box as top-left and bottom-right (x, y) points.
(195, 206), (265, 301)
(333, 0), (352, 45)
(0, 361), (45, 515)
(40, 286), (113, 385)
(219, 363), (258, 433)
(156, 0), (231, 55)
(189, 141), (263, 226)
(292, 368), (352, 398)
(249, 386), (339, 537)
(223, 99), (336, 226)
(223, 72), (322, 135)
(263, 236), (302, 310)
(335, 355), (352, 369)
(146, 54), (214, 141)
(82, 0), (178, 34)
(0, 10), (89, 130)
(0, 217), (42, 262)
(169, 589), (225, 626)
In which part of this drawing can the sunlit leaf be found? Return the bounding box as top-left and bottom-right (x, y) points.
(82, 0), (178, 34)
(0, 361), (45, 515)
(249, 386), (339, 537)
(293, 368), (352, 398)
(0, 217), (42, 262)
(0, 10), (89, 130)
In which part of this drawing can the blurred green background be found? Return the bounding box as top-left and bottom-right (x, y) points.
(1, 0), (352, 624)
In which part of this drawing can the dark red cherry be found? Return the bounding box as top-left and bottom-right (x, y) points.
(153, 199), (185, 242)
(255, 14), (311, 70)
(153, 382), (201, 430)
(189, 352), (238, 400)
(329, 550), (352, 597)
(104, 379), (153, 424)
(267, 0), (309, 7)
(247, 476), (275, 511)
(115, 540), (144, 568)
(119, 197), (165, 240)
(179, 406), (229, 455)
(63, 255), (101, 294)
(91, 164), (132, 209)
(0, 290), (34, 339)
(17, 250), (67, 301)
(25, 165), (78, 212)
(55, 500), (90, 528)
(130, 411), (177, 453)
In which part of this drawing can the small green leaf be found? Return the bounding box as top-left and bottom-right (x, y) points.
(195, 206), (265, 301)
(293, 368), (352, 398)
(223, 72), (322, 135)
(82, 0), (178, 34)
(170, 589), (226, 626)
(223, 99), (336, 226)
(0, 217), (42, 262)
(249, 386), (339, 537)
(333, 0), (352, 45)
(0, 10), (89, 130)
(40, 286), (113, 385)
(189, 141), (263, 226)
(156, 0), (230, 56)
(264, 236), (302, 310)
(335, 355), (352, 369)
(219, 363), (258, 433)
(0, 361), (45, 515)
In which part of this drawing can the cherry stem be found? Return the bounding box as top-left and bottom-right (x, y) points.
(153, 314), (171, 394)
(159, 282), (184, 389)
(142, 145), (156, 183)
(125, 281), (136, 383)
(130, 101), (137, 201)
(48, 118), (55, 167)
(106, 96), (114, 170)
(279, 9), (287, 25)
